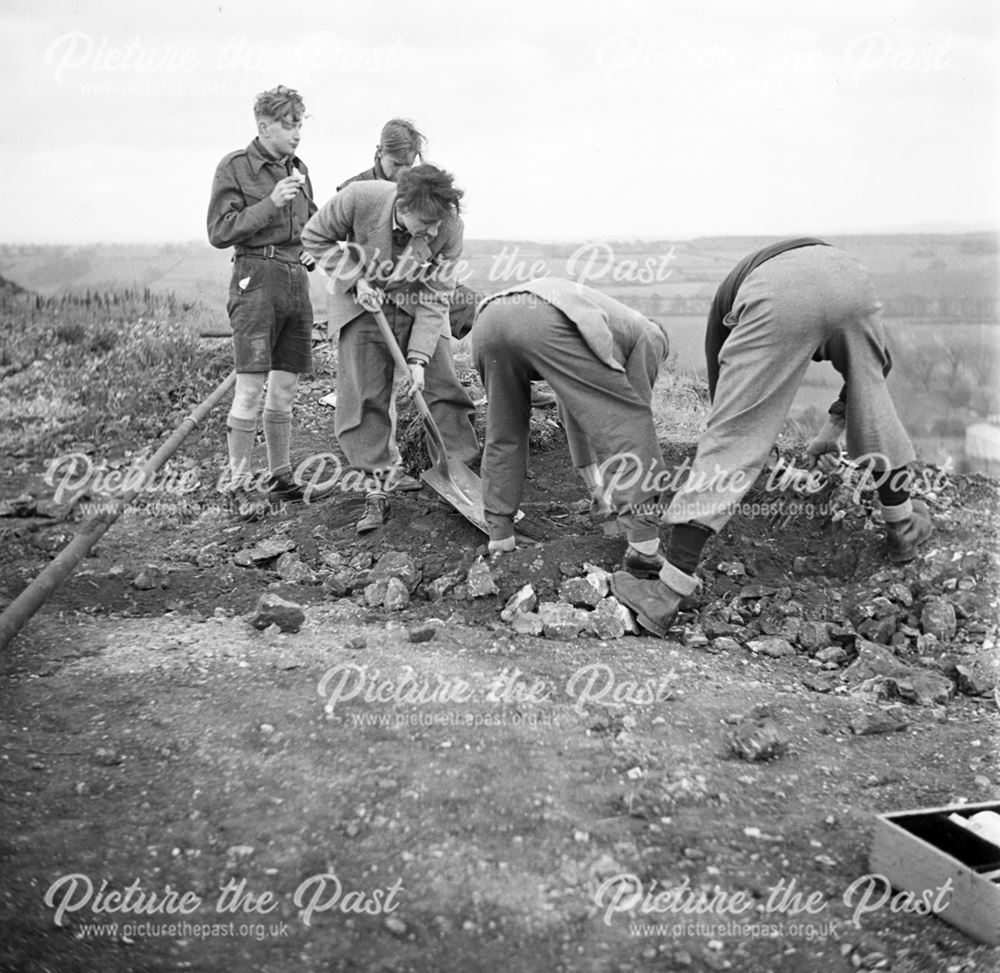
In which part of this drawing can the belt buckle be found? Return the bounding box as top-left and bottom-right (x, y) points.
(261, 244), (275, 258)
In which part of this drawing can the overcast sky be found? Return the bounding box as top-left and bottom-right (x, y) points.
(1, 0), (997, 243)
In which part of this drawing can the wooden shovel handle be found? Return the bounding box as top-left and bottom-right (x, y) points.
(369, 305), (448, 465)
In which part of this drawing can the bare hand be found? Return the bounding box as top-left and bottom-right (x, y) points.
(805, 438), (843, 474)
(355, 278), (383, 312)
(299, 251), (316, 271)
(270, 176), (302, 209)
(405, 363), (426, 397)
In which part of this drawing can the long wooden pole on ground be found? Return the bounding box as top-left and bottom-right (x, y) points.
(0, 370), (237, 652)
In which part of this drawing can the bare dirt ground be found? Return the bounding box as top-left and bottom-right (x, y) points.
(1, 361), (999, 973)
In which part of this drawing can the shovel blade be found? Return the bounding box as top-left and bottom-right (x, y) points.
(421, 460), (488, 534)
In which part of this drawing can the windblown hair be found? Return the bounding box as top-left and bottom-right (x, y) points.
(396, 165), (464, 219)
(379, 118), (426, 158)
(253, 85), (306, 122)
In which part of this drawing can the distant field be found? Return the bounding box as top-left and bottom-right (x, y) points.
(1, 234), (996, 469)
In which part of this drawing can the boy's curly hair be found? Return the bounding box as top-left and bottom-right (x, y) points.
(253, 85), (305, 122)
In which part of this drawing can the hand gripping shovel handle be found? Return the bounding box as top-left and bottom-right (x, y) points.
(368, 305), (448, 467)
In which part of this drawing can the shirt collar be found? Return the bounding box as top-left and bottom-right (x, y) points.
(247, 137), (297, 175)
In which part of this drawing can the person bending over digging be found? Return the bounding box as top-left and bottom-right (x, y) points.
(207, 84), (317, 520)
(471, 277), (672, 577)
(609, 238), (932, 637)
(302, 165), (479, 534)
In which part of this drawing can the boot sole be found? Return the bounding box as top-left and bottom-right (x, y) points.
(635, 612), (670, 638)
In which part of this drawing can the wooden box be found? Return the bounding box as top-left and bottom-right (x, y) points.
(869, 801), (1000, 944)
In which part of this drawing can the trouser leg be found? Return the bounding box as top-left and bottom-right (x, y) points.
(334, 314), (395, 473)
(472, 302), (534, 540)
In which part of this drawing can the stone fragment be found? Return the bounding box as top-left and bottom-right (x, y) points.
(815, 646), (848, 664)
(427, 571), (462, 600)
(510, 613), (544, 636)
(887, 583), (914, 607)
(323, 570), (367, 598)
(383, 577), (409, 610)
(537, 601), (589, 640)
(583, 563), (611, 597)
(797, 620), (832, 654)
(132, 567), (161, 590)
(684, 629), (709, 650)
(921, 598), (957, 641)
(466, 562), (499, 598)
(363, 579), (389, 608)
(801, 672), (839, 693)
(407, 624), (436, 643)
(857, 616), (897, 645)
(275, 552), (314, 583)
(711, 637), (741, 654)
(559, 576), (603, 609)
(701, 614), (734, 638)
(588, 597), (633, 640)
(717, 560), (746, 578)
(242, 536), (296, 563)
(501, 583), (537, 621)
(728, 708), (790, 761)
(842, 640), (912, 683)
(249, 593), (305, 633)
(746, 637), (796, 658)
(849, 708), (908, 736)
(955, 664), (993, 696)
(371, 551), (421, 591)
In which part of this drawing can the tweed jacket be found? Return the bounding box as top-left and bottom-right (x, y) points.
(302, 181), (463, 362)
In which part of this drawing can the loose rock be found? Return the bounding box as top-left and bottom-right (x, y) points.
(510, 613), (544, 636)
(588, 597), (633, 640)
(383, 577), (410, 611)
(746, 637), (796, 658)
(466, 562), (499, 598)
(538, 602), (589, 640)
(559, 576), (603, 609)
(921, 598), (957, 641)
(363, 580), (389, 608)
(371, 551), (421, 592)
(849, 707), (908, 736)
(500, 583), (537, 622)
(249, 593), (305, 633)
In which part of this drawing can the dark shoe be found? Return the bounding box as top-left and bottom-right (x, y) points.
(224, 485), (268, 522)
(885, 498), (932, 563)
(267, 473), (307, 506)
(530, 383), (557, 409)
(356, 494), (389, 534)
(609, 571), (685, 637)
(621, 547), (666, 580)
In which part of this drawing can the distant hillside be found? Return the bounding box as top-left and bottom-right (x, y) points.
(0, 233), (997, 323)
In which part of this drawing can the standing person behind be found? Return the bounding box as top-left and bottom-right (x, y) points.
(302, 165), (479, 533)
(337, 117), (484, 344)
(609, 239), (932, 637)
(472, 278), (671, 575)
(207, 84), (317, 519)
(337, 117), (426, 190)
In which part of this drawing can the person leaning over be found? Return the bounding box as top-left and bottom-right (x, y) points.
(207, 84), (317, 519)
(302, 165), (479, 533)
(472, 277), (671, 576)
(609, 239), (932, 637)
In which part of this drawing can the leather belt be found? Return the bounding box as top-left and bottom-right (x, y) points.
(235, 244), (302, 263)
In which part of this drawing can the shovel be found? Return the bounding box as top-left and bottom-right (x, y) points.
(369, 305), (491, 534)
